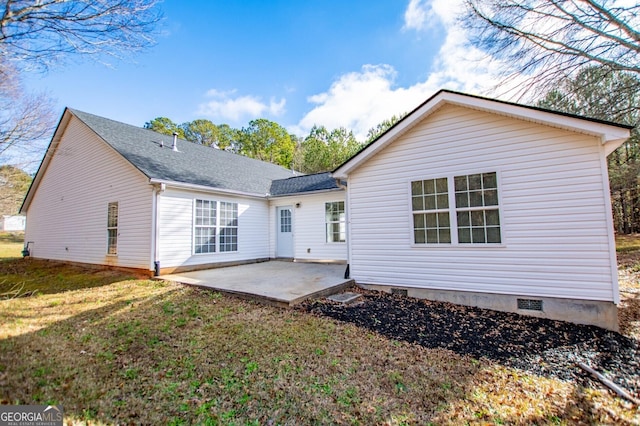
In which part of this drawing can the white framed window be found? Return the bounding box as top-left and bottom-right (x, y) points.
(194, 199), (238, 254)
(411, 172), (501, 245)
(326, 201), (346, 243)
(107, 202), (118, 255)
(194, 199), (217, 254)
(454, 172), (501, 244)
(219, 202), (238, 252)
(411, 178), (451, 244)
(280, 208), (292, 233)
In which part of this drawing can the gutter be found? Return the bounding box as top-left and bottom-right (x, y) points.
(149, 178), (266, 199)
(267, 187), (344, 199)
(335, 178), (350, 279)
(150, 183), (165, 275)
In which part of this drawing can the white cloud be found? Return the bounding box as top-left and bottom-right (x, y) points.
(197, 90), (286, 122)
(403, 0), (430, 31)
(293, 64), (453, 140)
(292, 0), (524, 139)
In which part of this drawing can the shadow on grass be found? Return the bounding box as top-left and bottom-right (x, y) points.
(0, 258), (139, 297)
(0, 232), (24, 244)
(0, 280), (484, 424)
(0, 278), (628, 424)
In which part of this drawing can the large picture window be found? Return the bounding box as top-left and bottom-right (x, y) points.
(194, 199), (239, 254)
(107, 202), (118, 255)
(325, 201), (346, 243)
(411, 172), (501, 245)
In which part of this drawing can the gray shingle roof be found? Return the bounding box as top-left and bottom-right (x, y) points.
(270, 172), (342, 196)
(70, 108), (296, 195)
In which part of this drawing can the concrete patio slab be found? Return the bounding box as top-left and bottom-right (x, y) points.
(157, 261), (354, 307)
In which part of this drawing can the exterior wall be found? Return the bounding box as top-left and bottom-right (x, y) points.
(347, 104), (617, 303)
(157, 188), (270, 269)
(24, 117), (153, 269)
(269, 191), (347, 262)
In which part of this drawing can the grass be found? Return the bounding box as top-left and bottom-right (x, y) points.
(0, 232), (23, 259)
(0, 241), (639, 424)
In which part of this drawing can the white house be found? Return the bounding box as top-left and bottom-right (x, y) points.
(21, 90), (630, 330)
(333, 90), (631, 331)
(20, 109), (347, 275)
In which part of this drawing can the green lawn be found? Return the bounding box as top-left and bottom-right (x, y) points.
(0, 232), (23, 259)
(0, 238), (638, 424)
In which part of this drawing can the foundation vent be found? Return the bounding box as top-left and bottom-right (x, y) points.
(517, 298), (543, 311)
(391, 288), (408, 297)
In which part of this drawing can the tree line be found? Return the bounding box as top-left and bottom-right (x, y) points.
(143, 116), (399, 174)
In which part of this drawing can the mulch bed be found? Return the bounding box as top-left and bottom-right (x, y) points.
(301, 289), (640, 398)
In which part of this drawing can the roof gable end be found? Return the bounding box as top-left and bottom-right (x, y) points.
(333, 90), (632, 178)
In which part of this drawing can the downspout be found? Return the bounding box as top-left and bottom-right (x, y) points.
(335, 178), (350, 279)
(151, 183), (165, 276)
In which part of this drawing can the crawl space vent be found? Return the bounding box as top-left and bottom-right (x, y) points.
(517, 298), (543, 311)
(391, 288), (408, 297)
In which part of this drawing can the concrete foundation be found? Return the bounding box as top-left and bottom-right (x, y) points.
(358, 283), (619, 331)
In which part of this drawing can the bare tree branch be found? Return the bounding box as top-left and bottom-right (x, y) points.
(463, 0), (640, 98)
(0, 60), (55, 163)
(0, 0), (162, 71)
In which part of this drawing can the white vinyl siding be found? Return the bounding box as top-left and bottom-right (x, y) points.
(23, 116), (153, 269)
(269, 192), (347, 262)
(347, 104), (617, 302)
(159, 189), (268, 268)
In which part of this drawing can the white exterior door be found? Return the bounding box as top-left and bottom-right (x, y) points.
(276, 206), (293, 258)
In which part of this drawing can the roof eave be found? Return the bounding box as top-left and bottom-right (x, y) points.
(333, 90), (632, 178)
(267, 187), (344, 198)
(20, 108), (72, 213)
(149, 178), (268, 199)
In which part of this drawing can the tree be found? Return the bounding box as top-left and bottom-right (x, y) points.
(537, 66), (640, 233)
(182, 119), (219, 147)
(216, 124), (241, 152)
(0, 61), (54, 161)
(464, 0), (640, 99)
(144, 117), (185, 139)
(365, 114), (406, 144)
(240, 119), (295, 168)
(0, 165), (31, 215)
(0, 0), (162, 167)
(0, 0), (162, 71)
(299, 126), (362, 173)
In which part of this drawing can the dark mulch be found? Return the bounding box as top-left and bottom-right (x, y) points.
(301, 290), (640, 397)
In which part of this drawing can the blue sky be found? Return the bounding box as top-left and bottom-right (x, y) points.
(20, 0), (498, 152)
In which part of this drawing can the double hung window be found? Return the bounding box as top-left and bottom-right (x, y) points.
(194, 199), (238, 254)
(411, 172), (501, 245)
